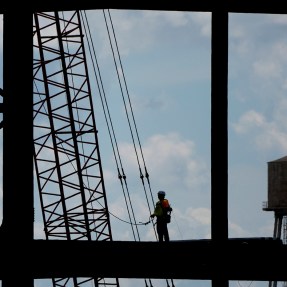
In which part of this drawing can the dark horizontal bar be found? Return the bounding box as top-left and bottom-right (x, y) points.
(1, 1), (287, 14)
(0, 238), (286, 281)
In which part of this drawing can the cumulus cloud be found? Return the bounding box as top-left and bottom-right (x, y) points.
(143, 10), (190, 27)
(231, 108), (287, 153)
(185, 207), (211, 226)
(183, 207), (211, 239)
(117, 132), (209, 190)
(190, 12), (211, 37)
(102, 132), (211, 241)
(231, 110), (266, 134)
(253, 59), (281, 79)
(228, 221), (251, 238)
(251, 40), (287, 83)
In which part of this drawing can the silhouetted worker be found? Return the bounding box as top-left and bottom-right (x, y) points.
(150, 190), (172, 242)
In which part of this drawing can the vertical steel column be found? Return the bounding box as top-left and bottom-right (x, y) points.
(274, 213), (283, 239)
(211, 9), (229, 287)
(2, 9), (33, 287)
(211, 10), (229, 242)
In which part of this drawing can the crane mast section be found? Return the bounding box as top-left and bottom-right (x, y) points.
(33, 10), (120, 287)
(33, 10), (112, 241)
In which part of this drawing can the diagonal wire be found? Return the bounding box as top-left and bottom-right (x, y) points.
(80, 10), (139, 241)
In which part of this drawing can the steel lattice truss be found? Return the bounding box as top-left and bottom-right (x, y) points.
(33, 10), (119, 287)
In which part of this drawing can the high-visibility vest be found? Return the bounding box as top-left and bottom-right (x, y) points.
(161, 199), (170, 209)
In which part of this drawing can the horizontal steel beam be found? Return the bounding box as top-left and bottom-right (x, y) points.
(0, 1), (287, 14)
(0, 238), (286, 281)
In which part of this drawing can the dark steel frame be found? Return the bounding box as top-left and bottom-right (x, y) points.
(1, 2), (287, 287)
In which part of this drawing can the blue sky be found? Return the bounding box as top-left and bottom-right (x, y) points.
(1, 9), (287, 287)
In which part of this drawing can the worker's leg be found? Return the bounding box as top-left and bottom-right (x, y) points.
(163, 223), (169, 242)
(157, 223), (164, 242)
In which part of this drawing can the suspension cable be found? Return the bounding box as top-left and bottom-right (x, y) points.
(80, 10), (141, 241)
(103, 9), (157, 234)
(101, 12), (175, 286)
(106, 9), (157, 210)
(35, 10), (175, 287)
(82, 10), (162, 287)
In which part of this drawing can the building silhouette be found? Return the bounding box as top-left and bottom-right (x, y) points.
(263, 156), (287, 287)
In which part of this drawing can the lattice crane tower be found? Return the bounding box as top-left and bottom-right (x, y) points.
(33, 10), (119, 287)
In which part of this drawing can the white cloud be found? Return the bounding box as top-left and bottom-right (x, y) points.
(143, 10), (190, 27)
(268, 13), (287, 25)
(232, 110), (266, 134)
(101, 132), (211, 242)
(229, 221), (250, 238)
(255, 126), (287, 152)
(253, 59), (281, 79)
(190, 12), (211, 37)
(231, 108), (287, 153)
(116, 132), (209, 191)
(186, 207), (211, 226)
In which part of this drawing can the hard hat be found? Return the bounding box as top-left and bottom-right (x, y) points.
(158, 190), (166, 196)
